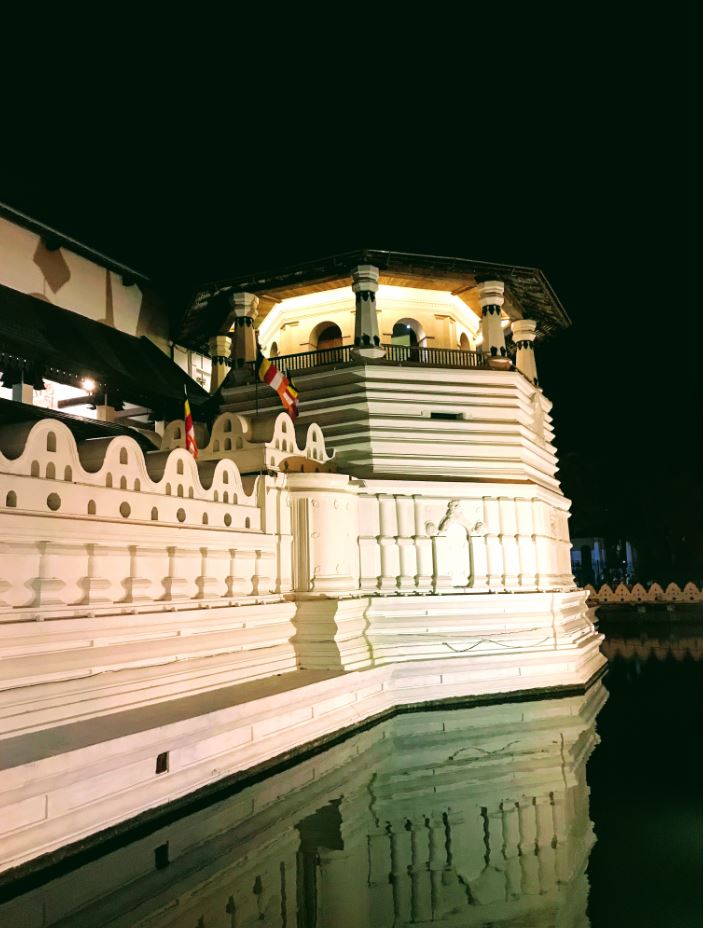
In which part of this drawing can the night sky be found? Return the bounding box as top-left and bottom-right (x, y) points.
(1, 12), (700, 580)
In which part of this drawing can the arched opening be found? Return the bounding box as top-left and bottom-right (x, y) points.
(391, 318), (425, 348)
(311, 321), (343, 351)
(459, 332), (471, 351)
(270, 341), (279, 357)
(5, 491), (17, 508)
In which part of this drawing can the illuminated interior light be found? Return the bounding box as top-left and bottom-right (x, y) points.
(81, 378), (96, 393)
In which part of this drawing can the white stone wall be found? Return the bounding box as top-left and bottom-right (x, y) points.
(0, 415), (605, 873)
(221, 365), (560, 489)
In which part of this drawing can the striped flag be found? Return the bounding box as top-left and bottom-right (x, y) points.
(258, 352), (299, 420)
(184, 391), (198, 458)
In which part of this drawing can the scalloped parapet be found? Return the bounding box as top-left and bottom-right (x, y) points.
(587, 580), (702, 605)
(630, 582), (648, 602)
(683, 582), (703, 602)
(162, 411), (335, 475)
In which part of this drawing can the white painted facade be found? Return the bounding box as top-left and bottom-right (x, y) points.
(0, 238), (605, 875)
(0, 400), (604, 874)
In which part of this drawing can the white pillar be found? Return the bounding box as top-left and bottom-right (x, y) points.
(352, 264), (385, 358)
(208, 334), (232, 392)
(477, 279), (508, 366)
(511, 318), (539, 385)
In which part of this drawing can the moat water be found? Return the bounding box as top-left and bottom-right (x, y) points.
(0, 614), (700, 928)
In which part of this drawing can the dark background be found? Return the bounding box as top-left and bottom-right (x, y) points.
(1, 10), (700, 582)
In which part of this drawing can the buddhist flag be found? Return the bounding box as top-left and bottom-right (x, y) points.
(258, 352), (300, 420)
(184, 390), (198, 459)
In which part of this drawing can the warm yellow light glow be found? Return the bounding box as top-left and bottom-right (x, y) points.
(81, 378), (96, 393)
(501, 318), (510, 329)
(475, 333), (484, 346)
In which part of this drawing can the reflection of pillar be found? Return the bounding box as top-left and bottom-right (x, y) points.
(477, 279), (508, 363)
(390, 825), (413, 922)
(208, 334), (232, 392)
(511, 318), (539, 385)
(351, 265), (384, 358)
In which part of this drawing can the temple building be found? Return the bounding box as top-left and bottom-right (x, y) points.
(0, 209), (605, 875)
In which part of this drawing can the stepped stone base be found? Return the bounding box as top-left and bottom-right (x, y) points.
(0, 591), (605, 876)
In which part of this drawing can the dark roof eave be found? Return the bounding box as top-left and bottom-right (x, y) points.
(179, 248), (571, 348)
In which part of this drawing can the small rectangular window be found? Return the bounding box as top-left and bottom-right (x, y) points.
(154, 842), (169, 869)
(430, 412), (462, 421)
(155, 752), (169, 774)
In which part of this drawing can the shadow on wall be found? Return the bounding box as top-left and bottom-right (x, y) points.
(32, 240), (71, 294)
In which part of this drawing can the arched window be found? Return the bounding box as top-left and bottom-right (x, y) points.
(270, 341), (279, 357)
(311, 321), (343, 351)
(459, 332), (471, 351)
(391, 320), (421, 347)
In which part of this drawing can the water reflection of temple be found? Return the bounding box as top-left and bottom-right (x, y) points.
(601, 629), (702, 662)
(1, 682), (606, 928)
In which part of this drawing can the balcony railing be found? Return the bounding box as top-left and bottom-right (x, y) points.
(255, 343), (491, 375)
(227, 344), (516, 384)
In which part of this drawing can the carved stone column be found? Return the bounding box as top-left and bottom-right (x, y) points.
(511, 318), (539, 385)
(351, 264), (385, 359)
(477, 278), (509, 367)
(224, 290), (259, 387)
(208, 334), (232, 393)
(230, 291), (259, 364)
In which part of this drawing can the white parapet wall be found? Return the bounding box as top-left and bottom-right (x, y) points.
(0, 412), (605, 874)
